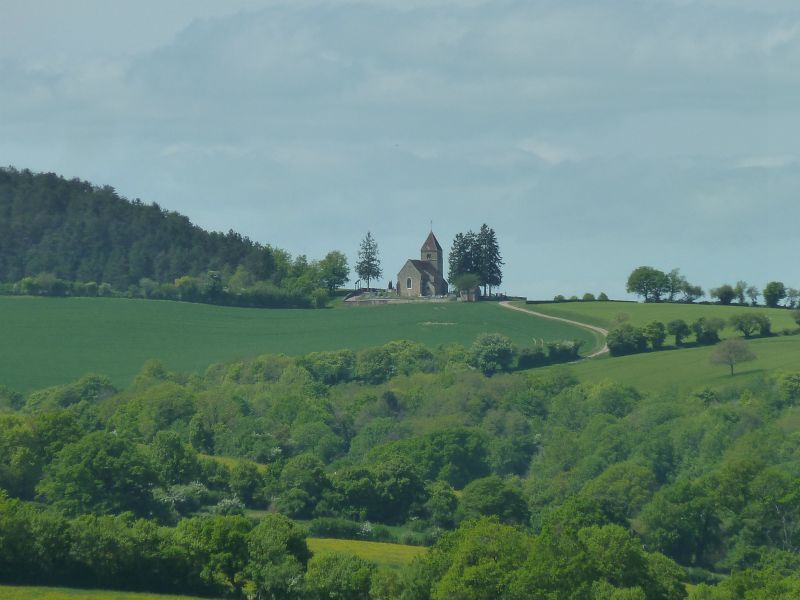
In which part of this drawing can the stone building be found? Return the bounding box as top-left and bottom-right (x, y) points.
(397, 232), (448, 297)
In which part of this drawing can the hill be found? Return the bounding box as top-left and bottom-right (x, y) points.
(0, 297), (596, 391)
(0, 167), (278, 289)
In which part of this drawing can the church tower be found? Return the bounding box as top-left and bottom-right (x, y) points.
(421, 231), (443, 275)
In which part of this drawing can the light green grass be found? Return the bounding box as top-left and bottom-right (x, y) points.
(198, 453), (269, 474)
(0, 586), (212, 600)
(550, 335), (800, 393)
(0, 297), (594, 392)
(308, 537), (426, 570)
(519, 300), (797, 333)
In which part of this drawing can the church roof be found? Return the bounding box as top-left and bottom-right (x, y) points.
(421, 231), (442, 253)
(407, 259), (439, 276)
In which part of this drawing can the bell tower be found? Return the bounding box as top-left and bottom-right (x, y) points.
(421, 231), (443, 274)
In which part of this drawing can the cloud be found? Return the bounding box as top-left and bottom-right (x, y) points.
(735, 155), (797, 169)
(518, 138), (580, 166)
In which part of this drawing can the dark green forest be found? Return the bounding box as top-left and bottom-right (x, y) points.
(3, 336), (800, 598)
(0, 168), (348, 308)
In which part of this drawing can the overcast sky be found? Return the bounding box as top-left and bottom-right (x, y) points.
(2, 0), (799, 299)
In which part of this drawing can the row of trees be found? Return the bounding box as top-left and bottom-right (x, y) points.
(626, 266), (799, 308)
(2, 252), (351, 308)
(448, 224), (503, 295)
(608, 314), (772, 356)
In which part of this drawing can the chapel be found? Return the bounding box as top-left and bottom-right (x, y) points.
(396, 232), (448, 297)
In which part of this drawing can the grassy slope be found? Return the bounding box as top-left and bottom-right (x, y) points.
(554, 335), (800, 392)
(521, 300), (797, 333)
(519, 301), (800, 393)
(0, 297), (594, 392)
(0, 587), (212, 600)
(307, 538), (425, 570)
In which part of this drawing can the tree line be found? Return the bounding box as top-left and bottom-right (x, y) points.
(0, 167), (351, 307)
(627, 266), (799, 308)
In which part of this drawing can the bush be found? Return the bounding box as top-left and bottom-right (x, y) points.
(471, 333), (516, 376)
(517, 346), (547, 370)
(692, 317), (725, 345)
(546, 340), (582, 362)
(607, 325), (648, 356)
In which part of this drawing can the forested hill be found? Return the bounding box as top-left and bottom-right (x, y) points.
(0, 167), (275, 288)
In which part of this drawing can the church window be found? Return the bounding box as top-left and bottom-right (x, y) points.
(406, 277), (412, 289)
(426, 253), (432, 259)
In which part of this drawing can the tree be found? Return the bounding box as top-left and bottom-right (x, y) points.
(729, 314), (761, 338)
(476, 224), (503, 296)
(319, 251), (350, 294)
(626, 267), (670, 302)
(607, 325), (648, 356)
(243, 514), (310, 600)
(667, 320), (691, 346)
(355, 232), (381, 289)
(304, 553), (376, 600)
(681, 284), (704, 303)
(37, 431), (160, 517)
(710, 284), (736, 305)
(598, 292), (609, 301)
(643, 321), (667, 350)
(763, 281), (787, 308)
(470, 333), (516, 376)
(788, 288), (800, 309)
(710, 338), (756, 376)
(665, 269), (687, 302)
(734, 281), (749, 305)
(746, 285), (760, 306)
(455, 475), (530, 525)
(448, 232), (478, 285)
(691, 317), (725, 345)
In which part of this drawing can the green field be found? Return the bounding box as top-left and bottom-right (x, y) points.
(520, 300), (798, 333)
(550, 335), (800, 392)
(0, 586), (211, 600)
(0, 297), (594, 392)
(518, 299), (800, 393)
(308, 537), (426, 570)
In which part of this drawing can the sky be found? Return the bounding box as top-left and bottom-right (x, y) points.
(2, 0), (799, 299)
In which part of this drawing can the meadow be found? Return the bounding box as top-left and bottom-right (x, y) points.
(0, 586), (212, 600)
(520, 299), (798, 333)
(516, 299), (800, 393)
(0, 296), (594, 392)
(307, 538), (426, 571)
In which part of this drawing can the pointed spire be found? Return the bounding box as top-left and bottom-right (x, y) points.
(421, 230), (442, 252)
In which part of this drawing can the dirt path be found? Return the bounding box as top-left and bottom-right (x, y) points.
(499, 301), (609, 358)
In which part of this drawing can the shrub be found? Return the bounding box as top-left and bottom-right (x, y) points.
(607, 325), (648, 356)
(517, 346), (547, 370)
(692, 317), (725, 345)
(470, 333), (516, 376)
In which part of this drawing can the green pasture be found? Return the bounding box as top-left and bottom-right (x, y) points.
(0, 297), (592, 392)
(551, 335), (800, 393)
(519, 300), (798, 333)
(0, 586), (211, 600)
(307, 537), (426, 570)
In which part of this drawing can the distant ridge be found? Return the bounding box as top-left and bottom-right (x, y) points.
(0, 167), (276, 288)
